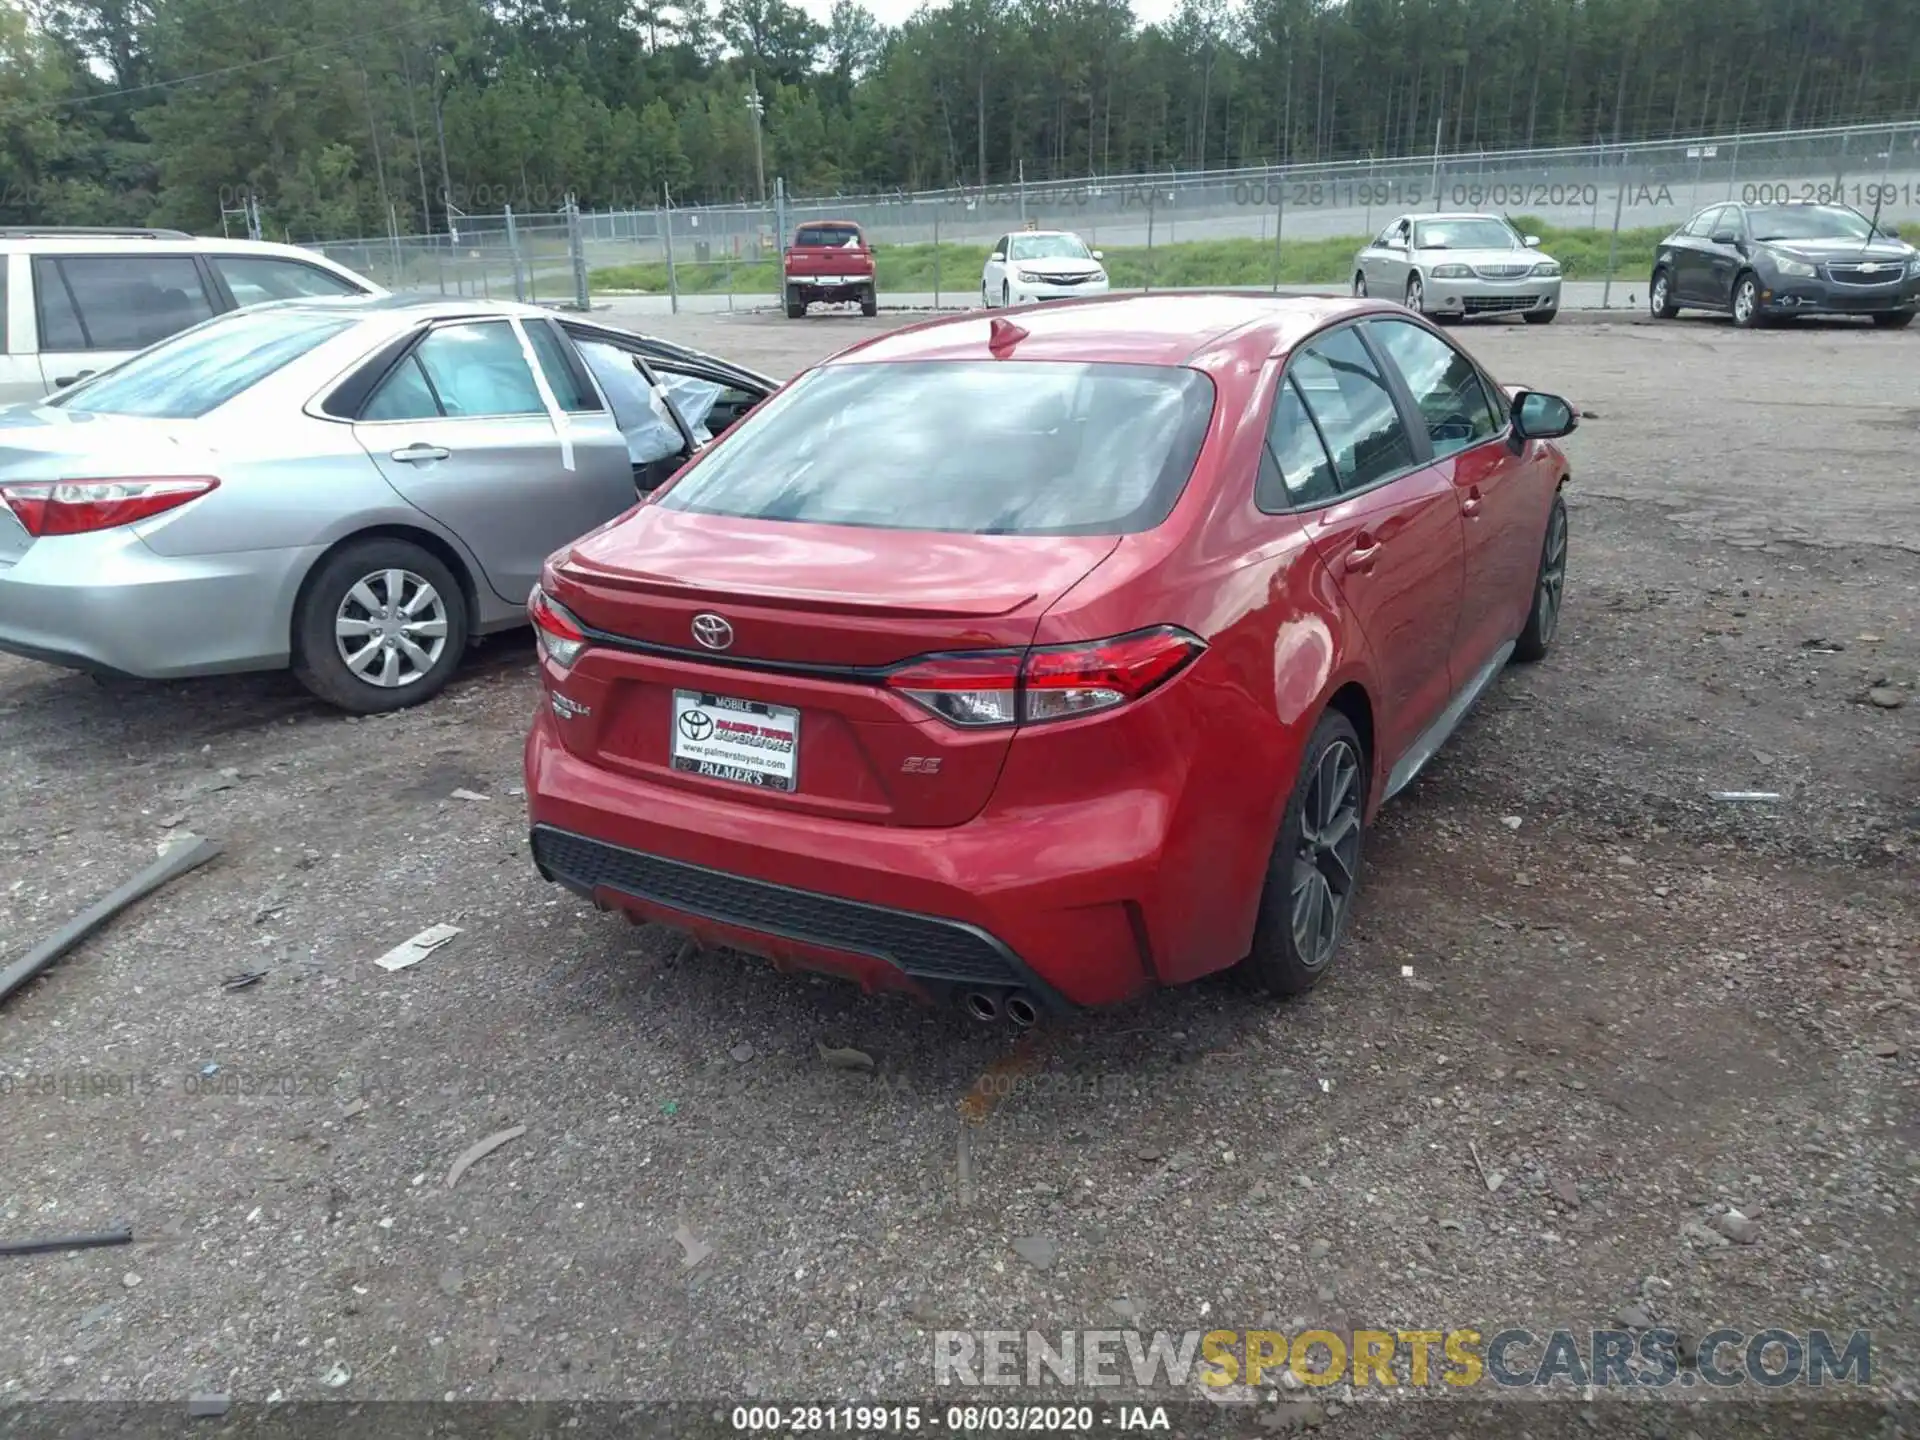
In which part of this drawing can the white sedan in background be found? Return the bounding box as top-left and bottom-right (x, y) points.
(981, 230), (1111, 307)
(1353, 213), (1563, 323)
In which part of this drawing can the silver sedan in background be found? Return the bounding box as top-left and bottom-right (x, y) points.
(1353, 213), (1564, 323)
(0, 296), (772, 711)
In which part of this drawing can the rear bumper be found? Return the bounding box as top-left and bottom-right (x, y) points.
(0, 531), (308, 679)
(524, 711), (1164, 1008)
(786, 276), (874, 298)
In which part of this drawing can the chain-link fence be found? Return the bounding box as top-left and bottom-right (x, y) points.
(305, 119), (1920, 312)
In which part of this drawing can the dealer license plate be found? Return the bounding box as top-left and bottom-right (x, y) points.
(671, 690), (799, 792)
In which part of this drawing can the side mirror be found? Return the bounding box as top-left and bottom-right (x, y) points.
(1092, 249), (1104, 260)
(1523, 235), (1541, 248)
(1511, 390), (1578, 441)
(1710, 230), (1740, 246)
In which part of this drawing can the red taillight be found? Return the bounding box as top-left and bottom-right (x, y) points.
(0, 476), (219, 537)
(885, 626), (1204, 728)
(528, 586), (588, 669)
(1023, 626), (1207, 721)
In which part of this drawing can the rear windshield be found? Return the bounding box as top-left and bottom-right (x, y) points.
(655, 360), (1216, 536)
(794, 225), (863, 248)
(51, 308), (355, 419)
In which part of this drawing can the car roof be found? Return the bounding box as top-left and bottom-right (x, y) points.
(828, 292), (1386, 369)
(1408, 212), (1515, 223)
(0, 233), (357, 262)
(235, 294), (562, 322)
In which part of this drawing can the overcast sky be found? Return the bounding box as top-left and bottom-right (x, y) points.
(790, 0), (1182, 32)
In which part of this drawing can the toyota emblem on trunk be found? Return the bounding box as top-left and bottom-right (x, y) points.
(691, 613), (734, 650)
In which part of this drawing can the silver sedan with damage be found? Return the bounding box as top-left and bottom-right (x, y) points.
(0, 295), (772, 710)
(1352, 213), (1564, 323)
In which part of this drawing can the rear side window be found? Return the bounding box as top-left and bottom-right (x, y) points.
(1287, 328), (1417, 490)
(34, 255), (215, 351)
(362, 320), (547, 420)
(215, 255), (362, 307)
(51, 309), (353, 418)
(1365, 318), (1497, 459)
(794, 225), (862, 248)
(1257, 376), (1340, 511)
(656, 360), (1216, 536)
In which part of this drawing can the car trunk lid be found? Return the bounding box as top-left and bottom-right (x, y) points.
(541, 507), (1118, 827)
(0, 409), (212, 564)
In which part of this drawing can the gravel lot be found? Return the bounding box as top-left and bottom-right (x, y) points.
(1, 307), (1914, 1436)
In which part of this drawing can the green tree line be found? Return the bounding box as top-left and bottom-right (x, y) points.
(3, 0), (1917, 239)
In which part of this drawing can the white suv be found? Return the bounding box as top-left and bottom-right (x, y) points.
(1, 227), (385, 405)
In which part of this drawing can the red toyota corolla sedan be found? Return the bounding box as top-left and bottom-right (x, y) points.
(523, 294), (1576, 1022)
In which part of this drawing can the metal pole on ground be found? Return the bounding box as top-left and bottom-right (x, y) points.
(1145, 186), (1155, 293)
(662, 187), (679, 315)
(934, 208), (942, 310)
(1601, 150), (1627, 310)
(568, 195), (589, 310)
(505, 204), (526, 302)
(1270, 168), (1284, 293)
(1430, 115), (1443, 212)
(774, 177), (788, 307)
(1018, 160), (1026, 228)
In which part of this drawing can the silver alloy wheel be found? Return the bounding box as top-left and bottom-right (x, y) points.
(1650, 274), (1668, 314)
(1733, 278), (1757, 325)
(1535, 502), (1568, 646)
(1407, 274), (1424, 313)
(1290, 738), (1362, 971)
(334, 568), (450, 688)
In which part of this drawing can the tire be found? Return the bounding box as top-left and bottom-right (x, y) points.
(1001, 281), (1011, 307)
(1405, 273), (1424, 314)
(1243, 709), (1368, 998)
(981, 282), (992, 309)
(292, 538), (468, 714)
(1523, 308), (1557, 325)
(1352, 272), (1368, 298)
(785, 287), (806, 320)
(1649, 268), (1680, 319)
(1871, 310), (1915, 329)
(1512, 491), (1568, 664)
(1730, 272), (1763, 328)
(860, 285), (878, 318)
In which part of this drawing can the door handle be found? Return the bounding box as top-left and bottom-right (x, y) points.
(1345, 537), (1382, 573)
(53, 371), (95, 388)
(1461, 486), (1482, 517)
(390, 444), (450, 464)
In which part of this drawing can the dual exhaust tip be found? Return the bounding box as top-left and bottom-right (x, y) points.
(964, 988), (1039, 1028)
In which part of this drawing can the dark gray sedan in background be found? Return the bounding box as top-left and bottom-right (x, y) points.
(1649, 201), (1920, 328)
(0, 297), (772, 711)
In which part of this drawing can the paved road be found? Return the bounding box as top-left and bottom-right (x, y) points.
(600, 279), (1640, 320)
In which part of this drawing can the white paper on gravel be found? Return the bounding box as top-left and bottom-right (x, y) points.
(374, 923), (463, 972)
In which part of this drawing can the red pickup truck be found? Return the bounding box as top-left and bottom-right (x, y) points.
(783, 220), (877, 318)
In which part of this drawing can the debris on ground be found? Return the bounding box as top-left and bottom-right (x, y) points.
(1010, 1235), (1058, 1271)
(1549, 1173), (1580, 1208)
(342, 1100), (368, 1119)
(1869, 1041), (1900, 1059)
(187, 1394), (231, 1418)
(1469, 1141), (1504, 1193)
(1712, 1208), (1761, 1245)
(321, 1362), (351, 1388)
(445, 1125), (527, 1190)
(728, 1042), (755, 1063)
(0, 833), (222, 1008)
(815, 1042), (875, 1073)
(1501, 815), (1524, 830)
(449, 788), (491, 802)
(220, 971), (268, 991)
(673, 1223), (713, 1268)
(121, 1271), (142, 1289)
(1866, 687), (1906, 709)
(1708, 791), (1781, 802)
(0, 1227), (135, 1259)
(373, 923), (462, 973)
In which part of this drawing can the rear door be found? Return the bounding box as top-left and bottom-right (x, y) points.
(1362, 315), (1528, 680)
(1671, 207), (1722, 302)
(32, 253), (218, 393)
(1286, 323), (1464, 769)
(350, 316), (634, 605)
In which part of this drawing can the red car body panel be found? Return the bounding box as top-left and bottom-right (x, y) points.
(525, 294), (1571, 1010)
